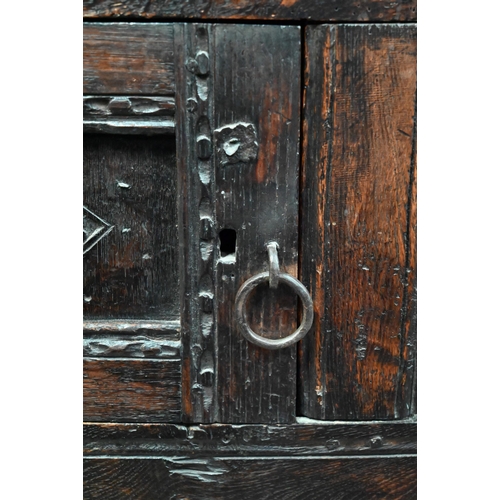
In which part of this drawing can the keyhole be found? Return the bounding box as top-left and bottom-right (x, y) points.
(219, 229), (237, 257)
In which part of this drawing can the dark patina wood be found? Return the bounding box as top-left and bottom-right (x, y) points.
(83, 0), (417, 23)
(398, 116), (417, 416)
(84, 133), (182, 423)
(83, 320), (180, 359)
(83, 23), (175, 95)
(83, 96), (175, 135)
(84, 455), (416, 499)
(176, 23), (302, 424)
(84, 420), (416, 457)
(213, 24), (301, 423)
(83, 359), (181, 422)
(175, 23), (218, 423)
(299, 24), (417, 420)
(83, 134), (179, 320)
(82, 12), (417, 499)
(83, 335), (180, 359)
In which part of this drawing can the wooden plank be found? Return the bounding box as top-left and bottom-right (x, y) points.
(83, 0), (417, 23)
(213, 25), (301, 423)
(83, 420), (417, 457)
(83, 134), (179, 320)
(83, 23), (175, 95)
(84, 456), (416, 499)
(83, 359), (181, 422)
(299, 24), (417, 420)
(175, 23), (218, 423)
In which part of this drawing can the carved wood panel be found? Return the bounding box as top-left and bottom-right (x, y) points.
(83, 134), (179, 320)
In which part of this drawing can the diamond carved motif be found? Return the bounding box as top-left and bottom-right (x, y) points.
(83, 206), (113, 255)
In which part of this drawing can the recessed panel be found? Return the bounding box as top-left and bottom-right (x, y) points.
(83, 134), (178, 320)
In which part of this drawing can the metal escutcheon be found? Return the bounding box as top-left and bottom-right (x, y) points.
(234, 243), (314, 350)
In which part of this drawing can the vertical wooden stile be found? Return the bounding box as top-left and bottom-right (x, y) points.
(175, 23), (218, 423)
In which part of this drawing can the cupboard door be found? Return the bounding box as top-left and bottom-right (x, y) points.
(299, 24), (417, 420)
(84, 22), (304, 424)
(176, 23), (302, 423)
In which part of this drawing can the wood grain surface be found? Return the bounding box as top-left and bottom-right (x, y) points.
(174, 23), (218, 423)
(176, 23), (302, 424)
(83, 96), (176, 135)
(83, 320), (180, 359)
(299, 24), (417, 420)
(84, 455), (416, 499)
(213, 24), (301, 423)
(83, 23), (175, 95)
(83, 359), (181, 421)
(398, 121), (417, 416)
(83, 0), (417, 23)
(84, 420), (417, 457)
(83, 134), (179, 320)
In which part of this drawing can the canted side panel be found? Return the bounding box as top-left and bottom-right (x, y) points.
(299, 24), (417, 420)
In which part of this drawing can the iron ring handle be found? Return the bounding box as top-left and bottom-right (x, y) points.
(234, 271), (314, 350)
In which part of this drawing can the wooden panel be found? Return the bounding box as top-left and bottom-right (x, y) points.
(83, 0), (417, 23)
(84, 420), (417, 457)
(213, 25), (301, 423)
(83, 359), (181, 422)
(84, 456), (416, 499)
(299, 24), (417, 420)
(83, 134), (179, 320)
(83, 23), (175, 95)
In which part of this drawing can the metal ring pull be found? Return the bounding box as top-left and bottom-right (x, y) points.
(234, 242), (314, 350)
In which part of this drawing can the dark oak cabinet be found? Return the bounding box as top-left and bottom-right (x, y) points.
(84, 4), (416, 498)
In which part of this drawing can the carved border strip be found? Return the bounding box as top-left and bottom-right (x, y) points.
(176, 24), (217, 423)
(83, 320), (180, 334)
(83, 420), (417, 457)
(83, 320), (181, 359)
(83, 336), (181, 359)
(83, 96), (176, 134)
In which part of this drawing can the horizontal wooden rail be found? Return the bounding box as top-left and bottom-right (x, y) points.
(83, 0), (416, 23)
